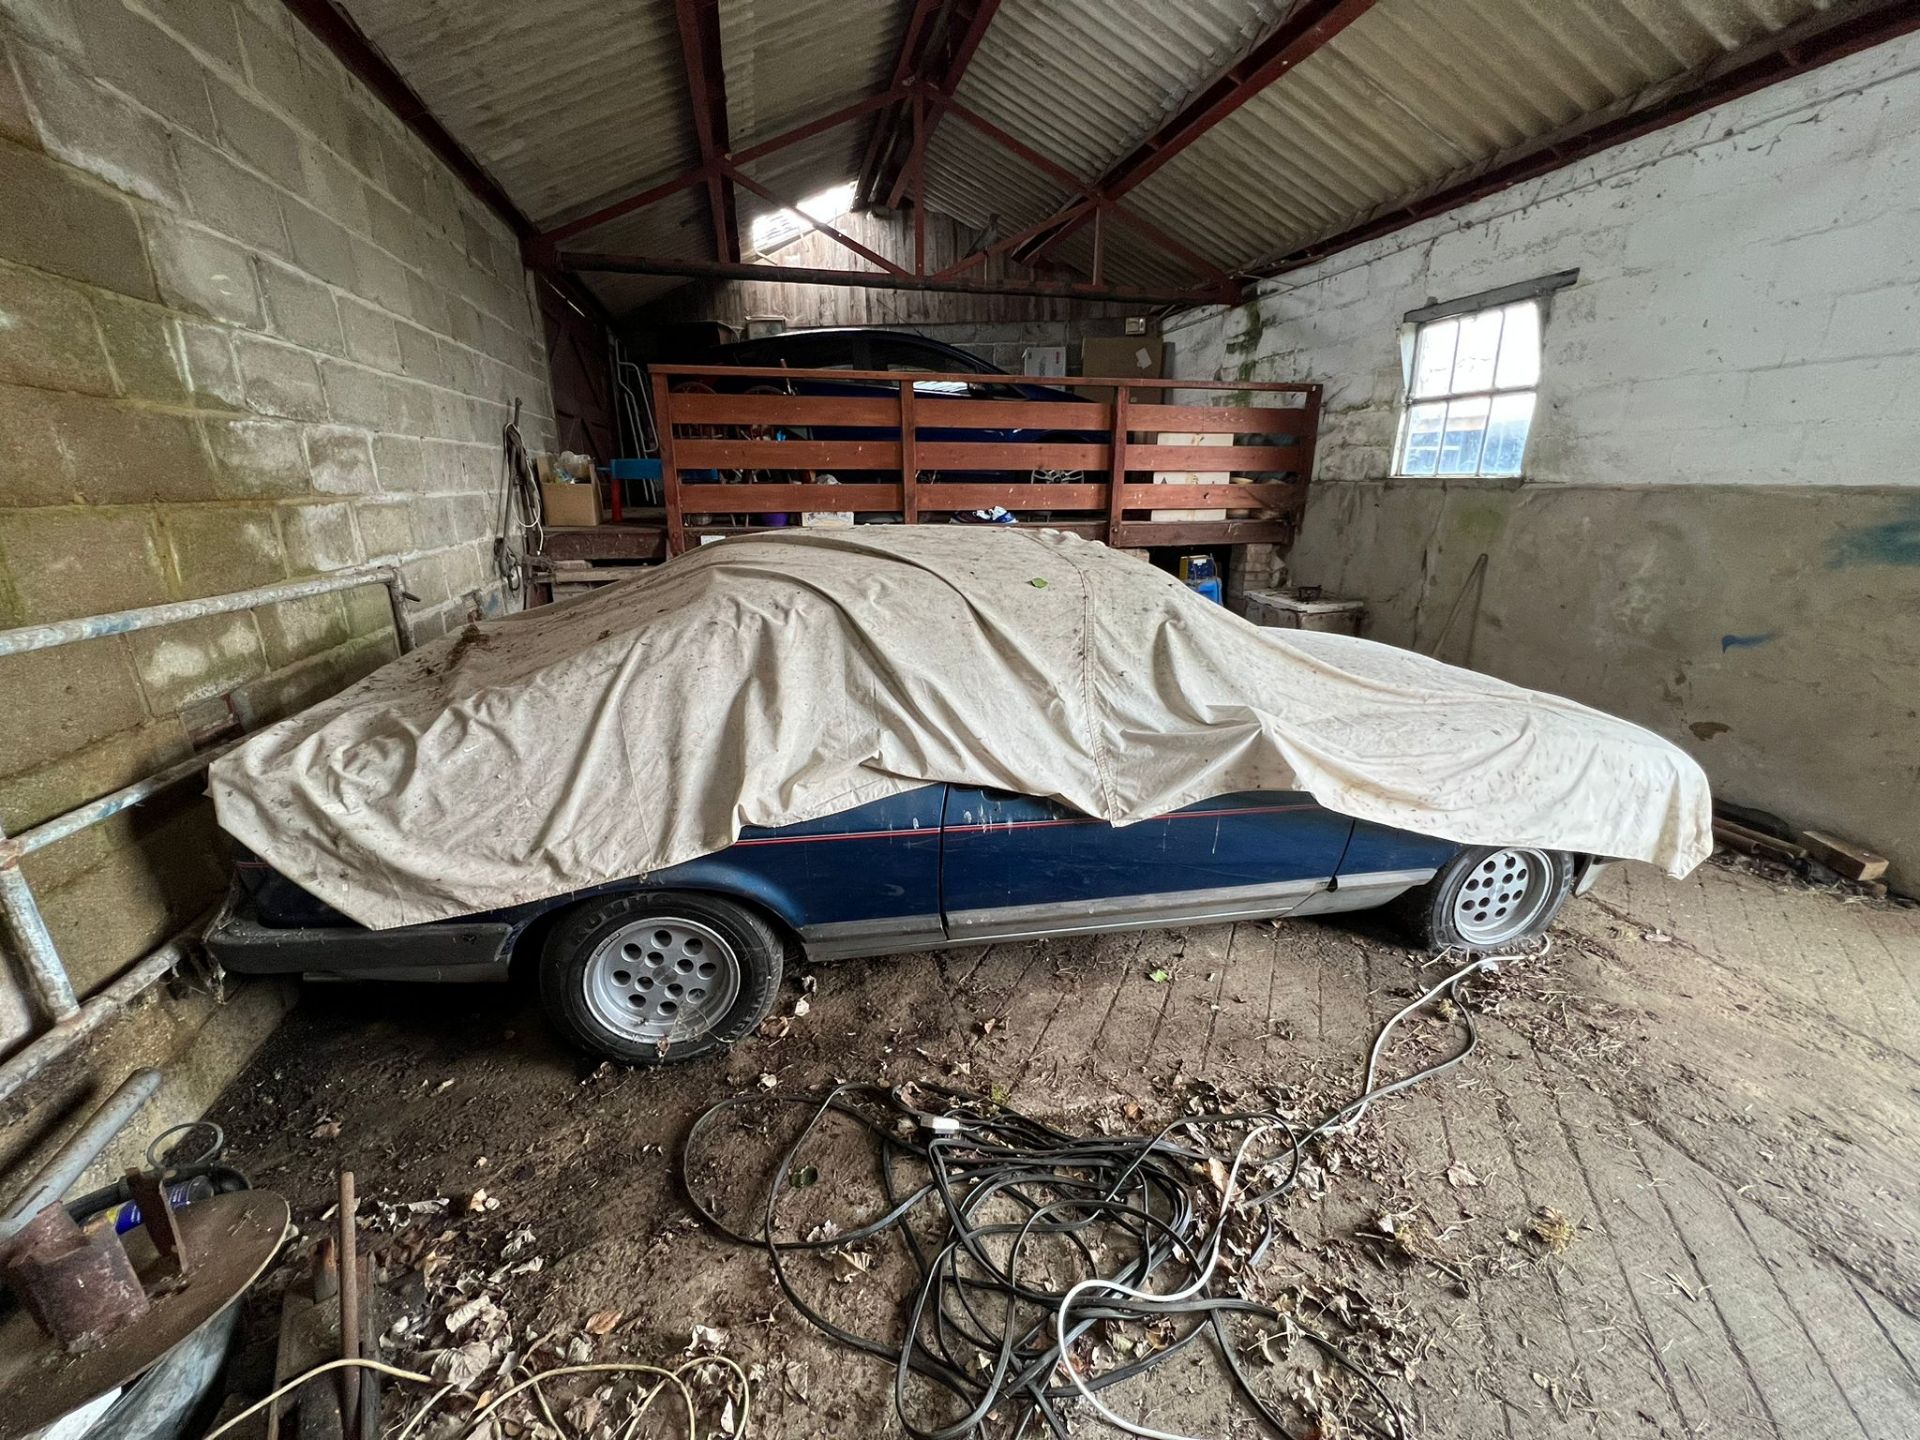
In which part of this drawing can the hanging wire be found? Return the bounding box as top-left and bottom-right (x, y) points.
(495, 397), (544, 594)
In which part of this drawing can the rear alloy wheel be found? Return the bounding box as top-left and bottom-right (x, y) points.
(539, 891), (783, 1064)
(1396, 846), (1574, 951)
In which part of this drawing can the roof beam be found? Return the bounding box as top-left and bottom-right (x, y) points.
(870, 0), (1004, 212)
(1013, 0), (1378, 266)
(673, 0), (741, 264)
(560, 251), (1235, 308)
(855, 0), (944, 206)
(1254, 0), (1920, 278)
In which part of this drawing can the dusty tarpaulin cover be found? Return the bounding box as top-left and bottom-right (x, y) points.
(210, 528), (1712, 929)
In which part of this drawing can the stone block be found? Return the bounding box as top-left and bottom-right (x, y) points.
(0, 637), (150, 781)
(127, 611), (264, 713)
(253, 591), (349, 667)
(353, 497), (411, 557)
(0, 386), (212, 507)
(259, 258), (342, 353)
(370, 433), (422, 491)
(93, 294), (189, 404)
(163, 504), (286, 596)
(405, 269), (448, 336)
(232, 629), (381, 725)
(72, 0), (216, 138)
(280, 499), (360, 573)
(337, 295), (400, 370)
(0, 31), (34, 148)
(235, 332), (327, 420)
(13, 41), (180, 205)
(350, 234), (409, 313)
(0, 262), (114, 394)
(207, 73), (301, 187)
(174, 134), (290, 258)
(318, 357), (391, 430)
(297, 141), (368, 234)
(378, 132), (427, 214)
(0, 506), (171, 623)
(158, 0), (244, 73)
(147, 216), (260, 326)
(305, 425), (376, 494)
(0, 144), (155, 299)
(203, 415), (309, 497)
(178, 319), (244, 409)
(395, 321), (444, 384)
(281, 199), (356, 289)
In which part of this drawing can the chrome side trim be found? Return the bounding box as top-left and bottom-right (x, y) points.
(1291, 868), (1437, 917)
(944, 878), (1325, 944)
(799, 913), (947, 960)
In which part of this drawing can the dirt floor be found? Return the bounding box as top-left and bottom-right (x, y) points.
(208, 857), (1920, 1439)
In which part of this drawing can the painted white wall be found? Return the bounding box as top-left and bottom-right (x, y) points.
(1163, 33), (1920, 885)
(1168, 30), (1920, 493)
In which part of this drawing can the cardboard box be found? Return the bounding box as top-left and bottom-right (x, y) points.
(541, 481), (602, 528)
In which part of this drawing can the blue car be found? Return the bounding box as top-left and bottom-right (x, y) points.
(208, 784), (1599, 1065)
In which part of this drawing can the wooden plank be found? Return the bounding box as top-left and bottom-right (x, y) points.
(899, 383), (919, 524)
(1798, 829), (1888, 882)
(1105, 390), (1130, 536)
(915, 483), (1107, 510)
(676, 438), (903, 469)
(677, 483), (901, 512)
(915, 441), (1109, 471)
(1116, 482), (1302, 510)
(655, 363), (1321, 394)
(1124, 442), (1304, 472)
(652, 371), (685, 555)
(670, 392), (897, 427)
(913, 397), (1112, 430)
(1110, 518), (1295, 547)
(1129, 402), (1312, 433)
(544, 526), (668, 561)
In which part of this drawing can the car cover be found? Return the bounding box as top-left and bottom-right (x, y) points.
(210, 528), (1713, 930)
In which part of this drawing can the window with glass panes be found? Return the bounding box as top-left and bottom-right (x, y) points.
(1395, 300), (1540, 477)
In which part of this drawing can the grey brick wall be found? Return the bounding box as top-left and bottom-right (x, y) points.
(0, 0), (556, 1139)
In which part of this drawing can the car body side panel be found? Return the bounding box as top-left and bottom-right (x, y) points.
(939, 789), (1356, 941)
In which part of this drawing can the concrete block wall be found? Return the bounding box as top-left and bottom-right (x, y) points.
(1167, 33), (1920, 888)
(0, 0), (555, 1166)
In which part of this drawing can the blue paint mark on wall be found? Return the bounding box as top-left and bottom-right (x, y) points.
(1720, 632), (1776, 652)
(1827, 499), (1920, 569)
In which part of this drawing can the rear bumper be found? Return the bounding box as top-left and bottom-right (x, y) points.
(205, 899), (515, 983)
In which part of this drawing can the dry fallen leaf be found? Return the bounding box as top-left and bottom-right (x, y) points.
(309, 1118), (341, 1141)
(583, 1309), (622, 1336)
(1445, 1160), (1483, 1188)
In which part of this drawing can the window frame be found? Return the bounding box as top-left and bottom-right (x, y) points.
(1392, 270), (1576, 481)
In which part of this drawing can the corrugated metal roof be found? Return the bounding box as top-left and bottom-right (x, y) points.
(336, 0), (1873, 314)
(1123, 0), (1837, 276)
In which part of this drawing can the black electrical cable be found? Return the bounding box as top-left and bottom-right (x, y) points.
(680, 953), (1507, 1439)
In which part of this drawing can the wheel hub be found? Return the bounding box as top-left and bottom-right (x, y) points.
(584, 916), (741, 1044)
(1452, 849), (1555, 947)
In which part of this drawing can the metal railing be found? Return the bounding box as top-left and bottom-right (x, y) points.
(0, 564), (415, 1104)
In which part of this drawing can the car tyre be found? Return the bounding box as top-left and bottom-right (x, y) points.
(1393, 846), (1575, 951)
(538, 890), (783, 1064)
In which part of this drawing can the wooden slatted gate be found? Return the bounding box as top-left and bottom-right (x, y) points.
(649, 365), (1320, 555)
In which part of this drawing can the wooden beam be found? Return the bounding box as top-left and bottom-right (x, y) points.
(561, 251), (1234, 306)
(855, 0), (944, 205)
(673, 0), (741, 263)
(878, 0), (1004, 210)
(722, 164), (909, 276)
(545, 91), (903, 246)
(1015, 0), (1379, 265)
